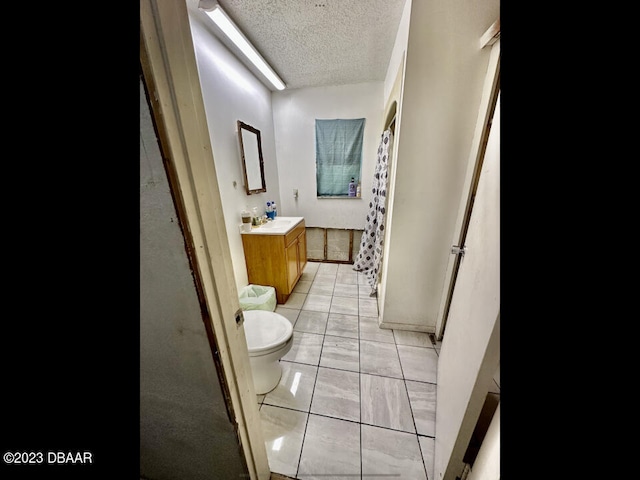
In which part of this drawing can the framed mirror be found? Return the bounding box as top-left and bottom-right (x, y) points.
(237, 120), (266, 195)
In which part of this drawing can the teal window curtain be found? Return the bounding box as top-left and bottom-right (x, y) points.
(315, 118), (365, 196)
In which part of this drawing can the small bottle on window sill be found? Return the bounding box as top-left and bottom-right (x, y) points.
(348, 177), (356, 197)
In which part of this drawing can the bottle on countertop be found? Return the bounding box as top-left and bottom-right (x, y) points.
(356, 181), (361, 198)
(348, 177), (356, 197)
(241, 207), (252, 224)
(272, 202), (277, 217)
(266, 201), (275, 220)
(241, 206), (252, 232)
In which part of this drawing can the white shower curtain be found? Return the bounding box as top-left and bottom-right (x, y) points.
(353, 128), (392, 295)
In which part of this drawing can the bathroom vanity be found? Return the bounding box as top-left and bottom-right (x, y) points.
(241, 217), (307, 304)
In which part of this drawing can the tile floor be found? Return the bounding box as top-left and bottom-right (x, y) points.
(257, 261), (442, 480)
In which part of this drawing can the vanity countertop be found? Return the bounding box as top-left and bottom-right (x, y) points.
(241, 216), (304, 235)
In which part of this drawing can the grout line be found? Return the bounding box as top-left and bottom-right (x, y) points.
(294, 375), (318, 476)
(281, 357), (436, 387)
(394, 329), (429, 479)
(294, 294), (327, 479)
(264, 402), (427, 436)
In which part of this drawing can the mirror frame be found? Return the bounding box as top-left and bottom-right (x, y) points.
(237, 120), (267, 195)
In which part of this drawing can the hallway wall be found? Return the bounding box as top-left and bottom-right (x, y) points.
(380, 0), (500, 332)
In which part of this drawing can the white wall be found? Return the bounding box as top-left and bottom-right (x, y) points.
(380, 0), (500, 331)
(187, 3), (282, 291)
(377, 0), (412, 324)
(383, 0), (412, 105)
(272, 83), (384, 229)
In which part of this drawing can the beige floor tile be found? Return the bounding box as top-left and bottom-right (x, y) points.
(283, 292), (306, 309)
(359, 316), (395, 343)
(397, 345), (438, 383)
(361, 424), (426, 479)
(316, 263), (339, 275)
(319, 335), (359, 372)
(405, 380), (437, 437)
(337, 263), (356, 274)
(302, 294), (332, 313)
(336, 271), (358, 285)
(293, 280), (312, 294)
(297, 414), (360, 478)
(281, 332), (324, 365)
(308, 282), (334, 296)
(299, 271), (316, 283)
(312, 273), (337, 285)
(275, 306), (300, 327)
(329, 295), (359, 315)
(359, 339), (403, 378)
(360, 373), (415, 433)
(393, 329), (433, 348)
(263, 361), (318, 412)
(358, 297), (378, 317)
(418, 435), (435, 480)
(260, 404), (307, 478)
(325, 313), (359, 339)
(310, 367), (360, 422)
(293, 310), (329, 335)
(332, 282), (359, 298)
(358, 284), (376, 298)
(303, 261), (321, 273)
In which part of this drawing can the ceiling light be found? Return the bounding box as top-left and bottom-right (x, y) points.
(199, 1), (286, 91)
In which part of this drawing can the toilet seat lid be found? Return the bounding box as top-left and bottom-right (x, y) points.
(242, 310), (293, 353)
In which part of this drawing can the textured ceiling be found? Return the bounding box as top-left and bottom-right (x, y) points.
(214, 0), (407, 90)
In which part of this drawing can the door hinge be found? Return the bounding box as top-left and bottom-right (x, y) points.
(451, 245), (467, 258)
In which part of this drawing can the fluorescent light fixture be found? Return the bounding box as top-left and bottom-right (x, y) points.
(200, 2), (285, 91)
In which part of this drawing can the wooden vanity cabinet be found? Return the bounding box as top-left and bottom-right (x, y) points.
(241, 220), (307, 304)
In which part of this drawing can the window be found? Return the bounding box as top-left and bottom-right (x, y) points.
(315, 118), (365, 197)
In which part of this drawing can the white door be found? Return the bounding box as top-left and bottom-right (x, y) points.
(434, 92), (500, 480)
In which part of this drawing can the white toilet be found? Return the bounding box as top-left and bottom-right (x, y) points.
(242, 310), (294, 394)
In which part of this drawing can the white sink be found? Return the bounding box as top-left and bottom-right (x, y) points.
(244, 216), (303, 235)
(260, 218), (292, 229)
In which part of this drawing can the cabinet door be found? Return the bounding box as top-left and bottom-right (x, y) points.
(285, 239), (299, 292)
(297, 231), (307, 272)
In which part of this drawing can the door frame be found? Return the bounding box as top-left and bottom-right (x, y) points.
(140, 1), (270, 479)
(434, 33), (500, 341)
